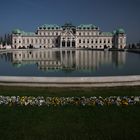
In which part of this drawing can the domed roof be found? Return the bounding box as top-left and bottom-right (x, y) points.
(116, 28), (125, 34)
(12, 29), (35, 36)
(12, 29), (21, 34)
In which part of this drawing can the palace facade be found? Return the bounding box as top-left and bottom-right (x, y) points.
(12, 23), (126, 49)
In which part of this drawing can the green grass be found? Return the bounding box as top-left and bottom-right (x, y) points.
(0, 86), (140, 97)
(0, 86), (140, 140)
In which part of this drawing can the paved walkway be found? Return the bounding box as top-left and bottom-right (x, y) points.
(0, 76), (140, 87)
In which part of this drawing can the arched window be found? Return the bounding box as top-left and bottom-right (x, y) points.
(67, 41), (70, 47)
(62, 41), (65, 47)
(56, 39), (58, 44)
(79, 39), (81, 43)
(72, 41), (75, 47)
(104, 45), (107, 49)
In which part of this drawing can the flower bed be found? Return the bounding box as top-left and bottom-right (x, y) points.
(0, 96), (140, 106)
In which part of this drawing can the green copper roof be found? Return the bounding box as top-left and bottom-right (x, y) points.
(101, 32), (113, 36)
(12, 29), (35, 36)
(77, 24), (97, 29)
(12, 29), (22, 34)
(116, 28), (125, 34)
(21, 31), (35, 36)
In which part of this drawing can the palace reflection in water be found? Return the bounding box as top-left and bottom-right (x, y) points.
(4, 50), (126, 71)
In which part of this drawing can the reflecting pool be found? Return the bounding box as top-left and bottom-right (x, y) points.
(0, 49), (140, 77)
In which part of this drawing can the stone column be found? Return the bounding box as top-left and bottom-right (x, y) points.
(70, 39), (72, 48)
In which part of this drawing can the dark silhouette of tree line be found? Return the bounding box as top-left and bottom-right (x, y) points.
(127, 41), (140, 49)
(0, 34), (12, 45)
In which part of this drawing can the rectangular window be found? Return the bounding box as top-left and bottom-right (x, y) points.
(27, 39), (29, 44)
(36, 39), (38, 43)
(120, 38), (123, 43)
(14, 39), (16, 43)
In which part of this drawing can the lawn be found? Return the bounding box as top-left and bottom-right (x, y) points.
(0, 86), (140, 140)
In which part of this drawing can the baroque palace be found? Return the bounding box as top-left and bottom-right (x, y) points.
(12, 23), (126, 49)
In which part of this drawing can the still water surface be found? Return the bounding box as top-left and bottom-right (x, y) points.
(0, 50), (140, 77)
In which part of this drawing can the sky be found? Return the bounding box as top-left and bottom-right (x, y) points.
(0, 0), (140, 43)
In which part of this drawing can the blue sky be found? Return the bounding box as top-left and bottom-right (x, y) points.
(0, 0), (140, 43)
